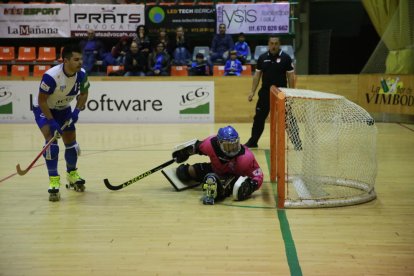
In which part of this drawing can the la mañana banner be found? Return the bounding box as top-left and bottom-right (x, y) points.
(216, 3), (290, 34)
(0, 3), (70, 38)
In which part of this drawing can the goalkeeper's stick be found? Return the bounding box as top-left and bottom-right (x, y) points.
(16, 120), (71, 176)
(103, 159), (175, 191)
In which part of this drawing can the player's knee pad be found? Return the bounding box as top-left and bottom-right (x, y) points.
(176, 164), (191, 182)
(192, 163), (213, 182)
(202, 173), (225, 200)
(43, 142), (59, 160)
(65, 141), (81, 156)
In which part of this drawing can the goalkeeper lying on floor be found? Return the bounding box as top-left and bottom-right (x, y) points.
(164, 125), (264, 205)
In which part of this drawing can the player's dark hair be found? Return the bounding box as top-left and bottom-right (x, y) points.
(136, 24), (146, 33)
(268, 34), (280, 41)
(62, 44), (82, 60)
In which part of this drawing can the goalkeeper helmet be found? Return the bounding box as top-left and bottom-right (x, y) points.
(217, 126), (241, 157)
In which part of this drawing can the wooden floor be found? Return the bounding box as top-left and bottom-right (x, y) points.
(0, 123), (413, 276)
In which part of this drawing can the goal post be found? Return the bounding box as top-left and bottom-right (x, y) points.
(270, 86), (377, 208)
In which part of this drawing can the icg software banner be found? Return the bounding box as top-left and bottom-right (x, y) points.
(0, 81), (214, 123)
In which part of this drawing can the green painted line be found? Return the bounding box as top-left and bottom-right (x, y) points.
(265, 149), (302, 276)
(219, 202), (277, 209)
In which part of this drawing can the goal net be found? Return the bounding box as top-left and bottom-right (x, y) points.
(270, 86), (377, 208)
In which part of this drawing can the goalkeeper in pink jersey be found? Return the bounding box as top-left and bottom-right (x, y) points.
(172, 126), (263, 205)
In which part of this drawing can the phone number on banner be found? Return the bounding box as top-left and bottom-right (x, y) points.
(249, 25), (289, 32)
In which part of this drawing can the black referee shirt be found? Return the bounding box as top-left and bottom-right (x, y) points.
(256, 49), (294, 89)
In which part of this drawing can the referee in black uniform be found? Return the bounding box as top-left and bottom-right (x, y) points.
(245, 35), (296, 148)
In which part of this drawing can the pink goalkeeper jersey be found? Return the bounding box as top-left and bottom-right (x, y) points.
(198, 136), (264, 188)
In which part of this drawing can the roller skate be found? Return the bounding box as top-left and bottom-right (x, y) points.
(66, 169), (85, 192)
(48, 176), (61, 202)
(202, 175), (218, 205)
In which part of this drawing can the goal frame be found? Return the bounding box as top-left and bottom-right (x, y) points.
(270, 86), (377, 209)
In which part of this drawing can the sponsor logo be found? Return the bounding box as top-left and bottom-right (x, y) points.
(148, 7), (165, 24)
(378, 77), (402, 94)
(40, 81), (50, 92)
(74, 7), (141, 24)
(179, 88), (210, 114)
(7, 25), (58, 36)
(85, 94), (163, 112)
(366, 76), (414, 107)
(72, 6), (141, 33)
(3, 7), (61, 16)
(218, 6), (258, 28)
(0, 87), (13, 114)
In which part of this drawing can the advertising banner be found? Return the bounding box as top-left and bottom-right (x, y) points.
(216, 3), (290, 34)
(358, 75), (414, 115)
(0, 81), (214, 123)
(145, 5), (216, 35)
(70, 4), (145, 38)
(0, 4), (70, 38)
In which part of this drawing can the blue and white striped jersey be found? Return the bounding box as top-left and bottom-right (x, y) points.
(34, 64), (89, 110)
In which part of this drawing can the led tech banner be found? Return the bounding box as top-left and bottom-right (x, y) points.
(145, 5), (216, 34)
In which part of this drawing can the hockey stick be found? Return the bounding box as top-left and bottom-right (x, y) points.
(16, 120), (71, 176)
(103, 159), (175, 191)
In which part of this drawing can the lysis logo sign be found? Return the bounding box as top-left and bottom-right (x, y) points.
(219, 6), (258, 28)
(179, 88), (210, 114)
(0, 87), (13, 114)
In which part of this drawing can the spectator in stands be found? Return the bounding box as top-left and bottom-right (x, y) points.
(147, 42), (171, 76)
(188, 53), (209, 76)
(79, 29), (105, 74)
(209, 23), (234, 65)
(133, 25), (151, 59)
(124, 41), (147, 77)
(111, 35), (131, 65)
(224, 50), (243, 76)
(170, 26), (191, 66)
(234, 33), (249, 64)
(156, 27), (170, 54)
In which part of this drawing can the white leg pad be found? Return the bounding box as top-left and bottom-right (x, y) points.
(162, 167), (200, 192)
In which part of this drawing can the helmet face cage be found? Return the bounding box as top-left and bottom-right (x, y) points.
(217, 126), (241, 157)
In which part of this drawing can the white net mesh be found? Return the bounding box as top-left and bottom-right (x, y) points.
(277, 88), (377, 208)
(361, 0), (414, 74)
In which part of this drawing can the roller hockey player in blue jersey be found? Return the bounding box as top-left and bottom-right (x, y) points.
(32, 44), (90, 202)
